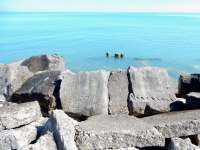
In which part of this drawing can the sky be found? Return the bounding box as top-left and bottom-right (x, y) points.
(0, 0), (200, 12)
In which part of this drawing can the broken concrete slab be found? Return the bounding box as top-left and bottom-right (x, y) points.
(13, 70), (61, 116)
(0, 101), (42, 131)
(178, 74), (200, 98)
(141, 109), (200, 138)
(0, 63), (33, 101)
(108, 69), (129, 115)
(167, 137), (200, 150)
(60, 70), (110, 117)
(186, 92), (200, 110)
(127, 66), (176, 116)
(28, 131), (57, 150)
(20, 54), (66, 73)
(41, 110), (78, 150)
(75, 115), (165, 150)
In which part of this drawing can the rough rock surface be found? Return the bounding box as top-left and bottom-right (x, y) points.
(178, 74), (200, 98)
(108, 69), (129, 115)
(167, 137), (200, 150)
(13, 70), (61, 115)
(128, 66), (176, 116)
(75, 115), (165, 150)
(20, 54), (66, 73)
(0, 124), (38, 150)
(141, 109), (200, 138)
(28, 131), (57, 150)
(0, 101), (42, 131)
(60, 70), (110, 117)
(0, 63), (33, 101)
(41, 110), (78, 150)
(186, 92), (200, 110)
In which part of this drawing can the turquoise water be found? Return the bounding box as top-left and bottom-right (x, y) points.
(1, 12), (200, 89)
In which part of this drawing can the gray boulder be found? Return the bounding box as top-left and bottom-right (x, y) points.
(28, 131), (57, 150)
(108, 69), (129, 115)
(0, 101), (42, 131)
(167, 137), (200, 150)
(60, 70), (110, 117)
(20, 54), (66, 73)
(0, 63), (33, 101)
(128, 66), (176, 116)
(13, 70), (61, 116)
(41, 110), (78, 150)
(75, 115), (165, 150)
(141, 109), (200, 138)
(178, 74), (200, 98)
(186, 92), (200, 110)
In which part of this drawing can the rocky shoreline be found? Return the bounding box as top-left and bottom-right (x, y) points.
(0, 54), (200, 150)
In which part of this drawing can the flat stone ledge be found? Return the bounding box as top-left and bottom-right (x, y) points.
(141, 109), (200, 138)
(75, 115), (165, 150)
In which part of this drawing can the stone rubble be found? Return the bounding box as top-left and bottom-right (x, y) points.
(1, 54), (200, 150)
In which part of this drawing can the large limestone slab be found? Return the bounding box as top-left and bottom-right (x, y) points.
(28, 131), (57, 150)
(75, 115), (165, 150)
(13, 70), (61, 115)
(141, 109), (200, 138)
(0, 101), (42, 131)
(0, 63), (33, 101)
(41, 110), (78, 150)
(21, 54), (66, 73)
(128, 66), (176, 116)
(108, 69), (129, 115)
(167, 137), (200, 150)
(186, 92), (200, 110)
(60, 70), (110, 117)
(178, 74), (200, 98)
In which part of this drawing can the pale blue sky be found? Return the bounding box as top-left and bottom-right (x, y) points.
(0, 0), (200, 12)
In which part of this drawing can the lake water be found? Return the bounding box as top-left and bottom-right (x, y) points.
(0, 12), (200, 89)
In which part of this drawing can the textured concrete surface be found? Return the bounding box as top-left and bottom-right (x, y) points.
(13, 70), (61, 115)
(0, 63), (33, 101)
(108, 69), (129, 115)
(60, 70), (110, 117)
(128, 66), (176, 116)
(142, 109), (200, 138)
(0, 101), (42, 131)
(41, 110), (78, 150)
(75, 115), (165, 150)
(167, 137), (200, 150)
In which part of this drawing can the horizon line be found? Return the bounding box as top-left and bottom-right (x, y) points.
(1, 11), (200, 13)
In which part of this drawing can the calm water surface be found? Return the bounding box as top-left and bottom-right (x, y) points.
(1, 12), (200, 89)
